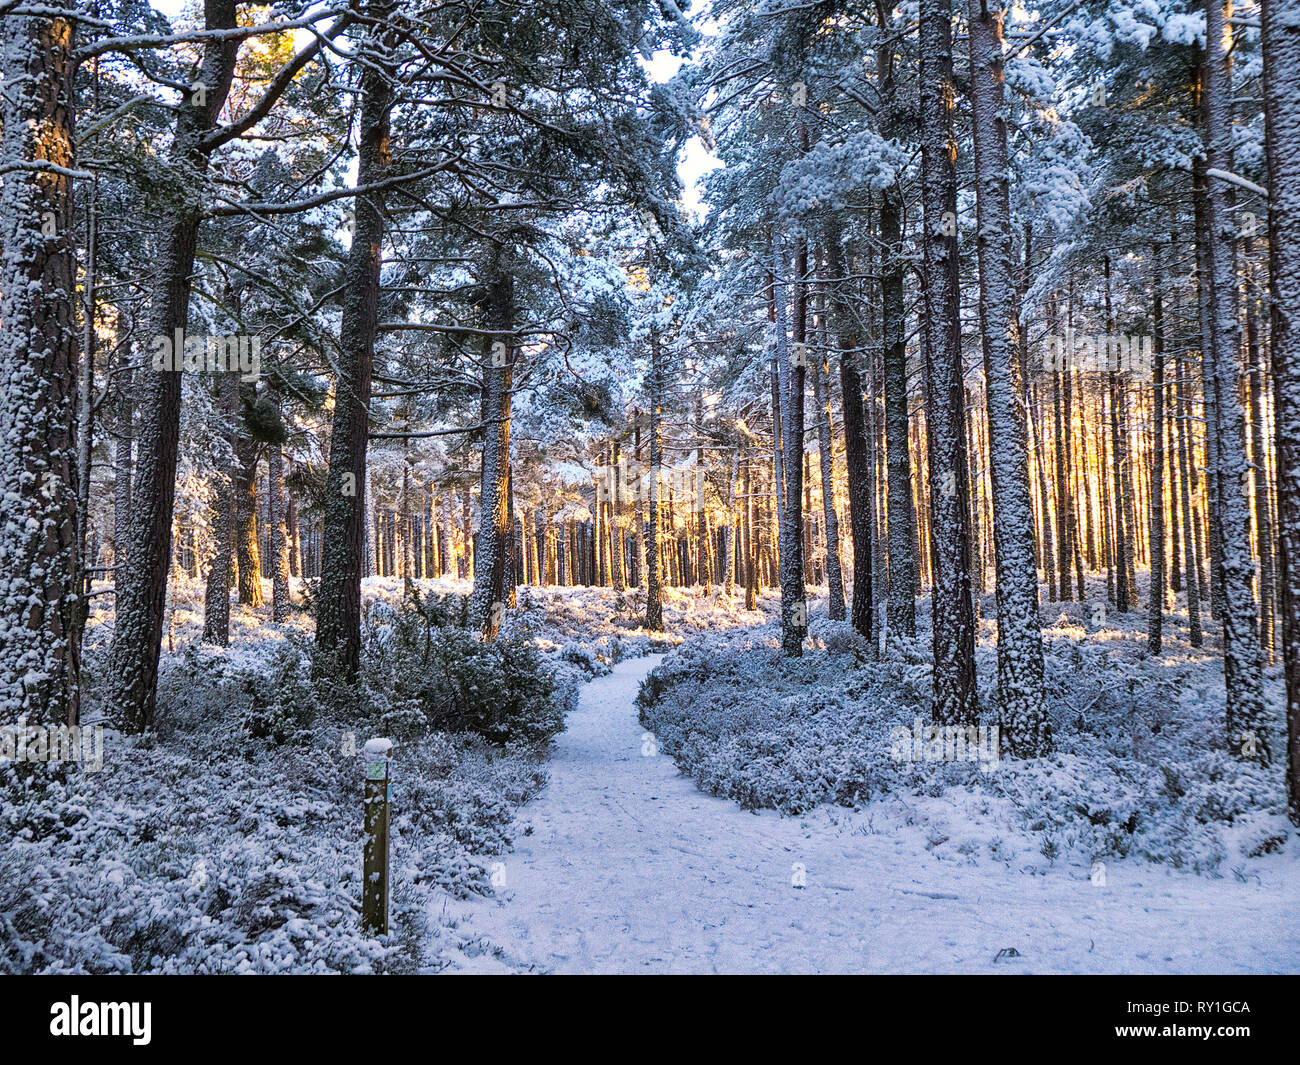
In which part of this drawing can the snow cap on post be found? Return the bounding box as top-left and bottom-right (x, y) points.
(362, 738), (393, 760)
(363, 738), (394, 779)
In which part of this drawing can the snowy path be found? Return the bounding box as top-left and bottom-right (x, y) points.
(442, 656), (1300, 974)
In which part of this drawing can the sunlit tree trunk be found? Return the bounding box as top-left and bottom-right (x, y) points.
(967, 0), (1047, 753)
(233, 427), (263, 607)
(0, 1), (81, 725)
(472, 253), (515, 638)
(645, 331), (664, 630)
(1262, 0), (1300, 818)
(1204, 0), (1267, 756)
(1148, 246), (1167, 654)
(774, 231), (807, 655)
(919, 0), (978, 722)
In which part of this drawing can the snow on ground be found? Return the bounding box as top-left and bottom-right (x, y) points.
(442, 655), (1300, 974)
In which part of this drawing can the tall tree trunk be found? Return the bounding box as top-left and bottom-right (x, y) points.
(645, 332), (664, 630)
(287, 484), (300, 579)
(1244, 243), (1276, 659)
(472, 250), (515, 638)
(919, 0), (978, 723)
(1193, 151), (1225, 620)
(633, 417), (647, 588)
(611, 440), (627, 591)
(201, 375), (238, 644)
(77, 142), (97, 625)
(269, 441), (291, 622)
(725, 442), (739, 597)
(1262, 0), (1300, 819)
(316, 27), (393, 673)
(774, 233), (807, 655)
(1204, 0), (1267, 757)
(0, 1), (81, 725)
(967, 0), (1048, 754)
(1104, 257), (1131, 613)
(113, 338), (133, 600)
(1052, 364), (1074, 600)
(812, 317), (846, 621)
(875, 30), (916, 640)
(109, 0), (240, 728)
(1177, 351), (1205, 646)
(234, 429), (263, 607)
(825, 221), (873, 641)
(1148, 246), (1167, 654)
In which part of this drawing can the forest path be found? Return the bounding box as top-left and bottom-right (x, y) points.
(439, 656), (1299, 974)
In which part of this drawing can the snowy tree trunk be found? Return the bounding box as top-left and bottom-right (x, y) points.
(822, 227), (873, 641)
(0, 2), (81, 725)
(967, 0), (1048, 755)
(1176, 354), (1204, 646)
(644, 332), (664, 630)
(611, 440), (626, 592)
(76, 159), (97, 625)
(725, 442), (739, 598)
(1148, 246), (1167, 654)
(1244, 256), (1275, 658)
(269, 442), (291, 622)
(1204, 0), (1267, 757)
(234, 429), (263, 608)
(472, 254), (514, 638)
(1193, 155), (1225, 620)
(878, 190), (916, 639)
(772, 234), (806, 655)
(201, 375), (237, 645)
(108, 0), (240, 729)
(633, 418), (647, 589)
(1103, 258), (1132, 613)
(113, 337), (133, 599)
(316, 33), (393, 674)
(812, 337), (845, 621)
(920, 0), (978, 723)
(401, 441), (415, 595)
(1046, 285), (1075, 602)
(593, 456), (607, 588)
(287, 486), (300, 579)
(1262, 0), (1300, 811)
(505, 461), (518, 607)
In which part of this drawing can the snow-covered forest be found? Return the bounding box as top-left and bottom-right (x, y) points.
(2, 0), (1299, 979)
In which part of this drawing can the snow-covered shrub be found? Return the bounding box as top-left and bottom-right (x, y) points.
(239, 642), (318, 745)
(637, 632), (918, 814)
(638, 618), (1294, 873)
(0, 704), (556, 973)
(363, 595), (573, 746)
(559, 640), (612, 677)
(807, 617), (872, 662)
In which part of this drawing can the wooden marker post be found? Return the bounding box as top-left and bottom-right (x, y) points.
(362, 738), (393, 935)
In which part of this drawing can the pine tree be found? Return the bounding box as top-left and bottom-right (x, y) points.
(1203, 0), (1267, 758)
(0, 1), (82, 726)
(919, 0), (978, 724)
(967, 0), (1048, 754)
(1261, 0), (1300, 818)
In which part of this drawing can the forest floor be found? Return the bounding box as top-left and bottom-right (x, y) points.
(440, 656), (1300, 974)
(24, 575), (1294, 974)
